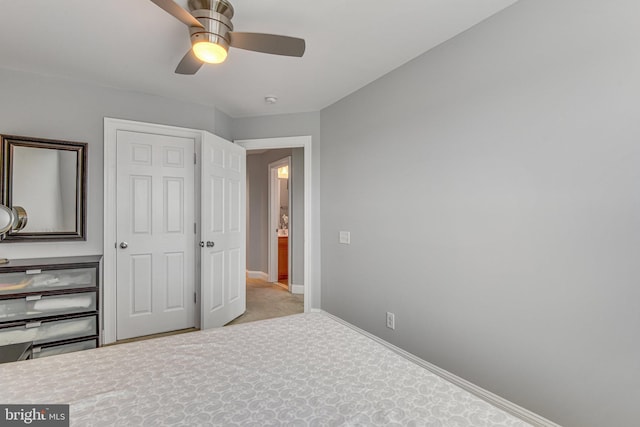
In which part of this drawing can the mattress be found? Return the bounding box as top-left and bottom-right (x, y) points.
(0, 312), (531, 426)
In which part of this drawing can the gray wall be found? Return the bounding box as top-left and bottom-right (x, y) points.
(0, 68), (229, 260)
(233, 113), (321, 307)
(214, 108), (233, 141)
(320, 1), (640, 426)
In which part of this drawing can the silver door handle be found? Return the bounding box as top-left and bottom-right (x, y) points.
(119, 242), (128, 249)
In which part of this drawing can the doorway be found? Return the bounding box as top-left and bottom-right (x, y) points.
(239, 148), (302, 324)
(269, 156), (291, 289)
(235, 136), (312, 313)
(245, 149), (300, 291)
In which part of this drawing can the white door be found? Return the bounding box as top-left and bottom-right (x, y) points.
(201, 132), (246, 328)
(116, 130), (196, 340)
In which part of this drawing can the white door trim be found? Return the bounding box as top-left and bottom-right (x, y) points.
(268, 156), (291, 285)
(103, 118), (203, 345)
(235, 136), (312, 313)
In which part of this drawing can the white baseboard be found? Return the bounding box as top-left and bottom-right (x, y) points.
(319, 311), (560, 427)
(290, 284), (304, 294)
(246, 270), (268, 281)
(274, 281), (289, 290)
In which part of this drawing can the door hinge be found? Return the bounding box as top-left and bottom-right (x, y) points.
(194, 153), (197, 164)
(194, 292), (197, 304)
(194, 222), (197, 234)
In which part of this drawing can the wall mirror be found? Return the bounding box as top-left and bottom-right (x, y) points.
(1, 135), (87, 241)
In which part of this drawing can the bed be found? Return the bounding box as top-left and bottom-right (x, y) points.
(0, 312), (531, 426)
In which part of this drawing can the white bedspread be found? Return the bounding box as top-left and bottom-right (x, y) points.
(0, 313), (530, 426)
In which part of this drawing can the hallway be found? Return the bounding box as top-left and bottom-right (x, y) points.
(225, 277), (304, 326)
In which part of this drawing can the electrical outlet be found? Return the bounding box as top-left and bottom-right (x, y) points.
(386, 312), (395, 330)
(339, 231), (351, 244)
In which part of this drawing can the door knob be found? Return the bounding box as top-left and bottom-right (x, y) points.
(119, 242), (128, 249)
(206, 241), (215, 247)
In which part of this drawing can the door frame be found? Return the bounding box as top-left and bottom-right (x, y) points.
(268, 156), (291, 287)
(235, 136), (312, 313)
(103, 118), (203, 345)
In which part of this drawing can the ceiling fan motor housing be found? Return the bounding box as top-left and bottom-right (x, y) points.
(188, 0), (234, 51)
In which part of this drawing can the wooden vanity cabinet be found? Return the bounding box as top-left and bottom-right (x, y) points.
(278, 236), (288, 281)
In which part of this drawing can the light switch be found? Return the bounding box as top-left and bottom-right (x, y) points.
(339, 231), (351, 244)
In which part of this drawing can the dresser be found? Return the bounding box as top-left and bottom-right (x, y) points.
(0, 256), (101, 360)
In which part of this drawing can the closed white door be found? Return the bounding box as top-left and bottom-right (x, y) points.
(116, 130), (196, 340)
(201, 132), (246, 329)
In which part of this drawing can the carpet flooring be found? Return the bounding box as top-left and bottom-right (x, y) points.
(225, 277), (304, 326)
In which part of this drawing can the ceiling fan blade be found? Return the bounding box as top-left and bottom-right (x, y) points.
(175, 49), (204, 75)
(150, 0), (204, 28)
(229, 32), (305, 57)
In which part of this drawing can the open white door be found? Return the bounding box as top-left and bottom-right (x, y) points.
(201, 132), (246, 329)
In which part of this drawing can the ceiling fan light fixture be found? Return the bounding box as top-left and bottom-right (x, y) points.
(193, 41), (228, 64)
(151, 0), (306, 75)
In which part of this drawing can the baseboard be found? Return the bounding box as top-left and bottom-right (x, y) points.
(320, 311), (560, 427)
(290, 284), (304, 294)
(274, 281), (289, 290)
(246, 270), (268, 281)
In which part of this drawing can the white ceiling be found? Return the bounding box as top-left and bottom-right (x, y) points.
(0, 0), (517, 118)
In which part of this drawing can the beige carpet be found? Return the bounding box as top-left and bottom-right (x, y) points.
(225, 277), (304, 326)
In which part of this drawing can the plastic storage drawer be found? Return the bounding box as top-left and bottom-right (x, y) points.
(0, 314), (97, 347)
(32, 339), (97, 359)
(0, 292), (96, 322)
(0, 267), (96, 295)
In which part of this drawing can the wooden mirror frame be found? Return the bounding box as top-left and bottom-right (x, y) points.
(0, 134), (87, 242)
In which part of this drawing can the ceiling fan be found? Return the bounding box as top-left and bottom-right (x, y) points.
(150, 0), (306, 74)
